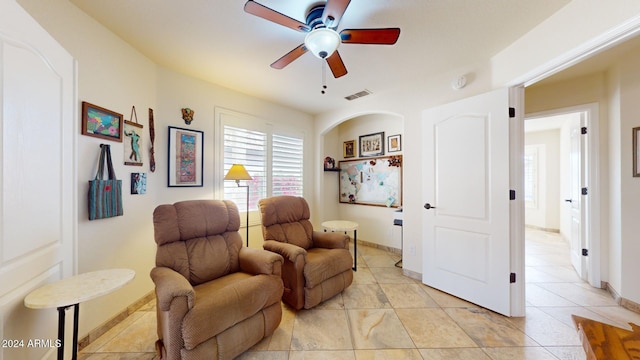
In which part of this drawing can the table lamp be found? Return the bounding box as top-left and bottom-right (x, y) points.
(224, 164), (252, 246)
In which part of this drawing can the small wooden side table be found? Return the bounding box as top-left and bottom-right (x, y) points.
(322, 220), (358, 271)
(572, 314), (640, 359)
(24, 268), (135, 360)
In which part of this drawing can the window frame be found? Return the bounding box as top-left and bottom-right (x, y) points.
(216, 108), (306, 226)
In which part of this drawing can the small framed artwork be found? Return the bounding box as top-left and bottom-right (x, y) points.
(168, 126), (204, 187)
(634, 126), (640, 177)
(123, 120), (144, 166)
(343, 140), (356, 158)
(388, 134), (402, 152)
(131, 173), (147, 194)
(81, 101), (123, 142)
(359, 131), (385, 157)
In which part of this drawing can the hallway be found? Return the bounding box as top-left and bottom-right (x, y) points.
(78, 229), (640, 359)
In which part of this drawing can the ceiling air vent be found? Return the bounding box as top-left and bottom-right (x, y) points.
(345, 89), (372, 101)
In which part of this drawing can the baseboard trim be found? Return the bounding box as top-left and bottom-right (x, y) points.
(402, 268), (421, 281)
(603, 282), (640, 315)
(77, 290), (155, 351)
(524, 225), (560, 233)
(356, 239), (401, 255)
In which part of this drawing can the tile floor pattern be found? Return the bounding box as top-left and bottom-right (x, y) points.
(79, 229), (640, 359)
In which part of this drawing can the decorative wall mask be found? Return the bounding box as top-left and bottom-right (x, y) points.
(181, 108), (194, 125)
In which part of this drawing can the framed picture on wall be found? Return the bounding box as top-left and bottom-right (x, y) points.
(123, 120), (144, 166)
(387, 134), (401, 152)
(343, 140), (356, 158)
(81, 101), (123, 142)
(168, 126), (204, 187)
(131, 172), (147, 194)
(634, 126), (640, 177)
(359, 131), (385, 157)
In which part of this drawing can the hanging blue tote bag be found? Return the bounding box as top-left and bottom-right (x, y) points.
(88, 144), (123, 220)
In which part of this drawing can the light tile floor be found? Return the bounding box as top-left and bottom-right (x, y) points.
(79, 229), (640, 359)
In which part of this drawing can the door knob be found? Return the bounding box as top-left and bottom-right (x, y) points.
(564, 199), (572, 203)
(424, 203), (436, 210)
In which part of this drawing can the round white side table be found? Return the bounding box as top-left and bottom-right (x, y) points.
(24, 268), (135, 360)
(321, 220), (358, 271)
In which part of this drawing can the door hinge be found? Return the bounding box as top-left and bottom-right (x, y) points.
(509, 107), (516, 118)
(582, 249), (589, 256)
(510, 273), (516, 283)
(582, 187), (588, 195)
(509, 190), (516, 200)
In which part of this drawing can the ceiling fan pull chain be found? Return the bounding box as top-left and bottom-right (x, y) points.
(321, 61), (327, 94)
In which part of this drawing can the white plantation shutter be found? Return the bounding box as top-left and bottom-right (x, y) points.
(224, 125), (266, 211)
(272, 134), (303, 196)
(223, 124), (304, 211)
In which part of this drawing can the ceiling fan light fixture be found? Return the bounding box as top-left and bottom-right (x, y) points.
(304, 28), (341, 59)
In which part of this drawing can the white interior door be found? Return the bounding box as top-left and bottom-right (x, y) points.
(568, 115), (587, 279)
(0, 0), (76, 358)
(422, 88), (513, 316)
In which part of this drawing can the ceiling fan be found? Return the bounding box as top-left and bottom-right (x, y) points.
(244, 0), (401, 79)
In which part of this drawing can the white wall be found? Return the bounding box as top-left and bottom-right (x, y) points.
(319, 126), (341, 225)
(607, 65), (623, 294)
(18, 0), (160, 337)
(524, 129), (561, 231)
(155, 67), (315, 248)
(17, 0), (313, 341)
(615, 48), (640, 302)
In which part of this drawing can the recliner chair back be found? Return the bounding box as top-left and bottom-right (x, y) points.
(260, 195), (314, 249)
(153, 200), (242, 285)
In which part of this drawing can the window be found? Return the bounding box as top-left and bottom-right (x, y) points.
(524, 145), (540, 209)
(272, 134), (304, 196)
(223, 125), (266, 212)
(223, 124), (304, 212)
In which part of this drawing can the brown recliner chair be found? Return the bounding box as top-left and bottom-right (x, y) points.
(150, 200), (284, 360)
(259, 196), (353, 310)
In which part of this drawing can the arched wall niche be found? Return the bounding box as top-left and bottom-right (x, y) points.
(317, 111), (405, 251)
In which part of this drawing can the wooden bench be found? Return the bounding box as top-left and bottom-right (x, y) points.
(572, 314), (640, 359)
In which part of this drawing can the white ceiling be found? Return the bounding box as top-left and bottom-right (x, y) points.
(69, 0), (573, 114)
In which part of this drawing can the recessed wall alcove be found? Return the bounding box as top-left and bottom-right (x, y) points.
(319, 112), (404, 252)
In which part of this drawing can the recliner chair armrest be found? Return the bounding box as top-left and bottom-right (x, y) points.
(150, 266), (195, 311)
(239, 247), (284, 276)
(312, 230), (350, 249)
(263, 240), (307, 263)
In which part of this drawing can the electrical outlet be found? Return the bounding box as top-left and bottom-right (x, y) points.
(408, 245), (416, 256)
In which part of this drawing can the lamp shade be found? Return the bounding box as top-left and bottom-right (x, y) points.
(304, 28), (341, 59)
(224, 164), (252, 181)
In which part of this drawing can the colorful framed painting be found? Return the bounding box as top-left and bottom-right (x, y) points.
(123, 120), (144, 166)
(359, 131), (385, 157)
(81, 101), (123, 142)
(168, 126), (204, 187)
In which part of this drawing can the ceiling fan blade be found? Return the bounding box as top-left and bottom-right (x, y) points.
(322, 0), (351, 28)
(340, 28), (401, 45)
(326, 51), (347, 78)
(244, 1), (310, 32)
(270, 44), (308, 69)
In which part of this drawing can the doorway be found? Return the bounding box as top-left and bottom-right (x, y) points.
(524, 104), (600, 288)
